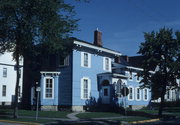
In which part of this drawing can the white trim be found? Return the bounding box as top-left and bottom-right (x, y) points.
(143, 88), (149, 101)
(128, 86), (134, 101)
(113, 73), (129, 78)
(74, 40), (122, 56)
(126, 66), (155, 74)
(40, 71), (60, 75)
(81, 52), (91, 68)
(135, 87), (141, 101)
(43, 76), (54, 99)
(80, 77), (91, 100)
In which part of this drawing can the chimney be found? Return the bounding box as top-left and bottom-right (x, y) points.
(115, 56), (121, 63)
(121, 55), (129, 62)
(94, 28), (102, 47)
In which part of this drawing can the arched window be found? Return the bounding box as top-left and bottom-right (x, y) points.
(116, 79), (122, 97)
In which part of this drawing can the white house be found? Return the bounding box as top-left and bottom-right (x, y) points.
(0, 52), (23, 106)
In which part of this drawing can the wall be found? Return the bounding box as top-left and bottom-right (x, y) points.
(72, 49), (112, 106)
(0, 52), (23, 105)
(58, 54), (73, 106)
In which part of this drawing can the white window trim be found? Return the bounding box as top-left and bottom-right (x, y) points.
(128, 86), (134, 101)
(103, 57), (111, 72)
(143, 88), (149, 101)
(135, 87), (141, 101)
(80, 77), (91, 100)
(43, 77), (54, 99)
(81, 52), (91, 68)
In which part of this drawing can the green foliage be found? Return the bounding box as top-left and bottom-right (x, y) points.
(0, 0), (79, 118)
(138, 28), (180, 117)
(0, 0), (78, 56)
(138, 28), (179, 96)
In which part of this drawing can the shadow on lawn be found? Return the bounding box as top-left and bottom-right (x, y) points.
(44, 119), (121, 125)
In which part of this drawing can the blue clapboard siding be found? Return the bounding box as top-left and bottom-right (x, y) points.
(72, 49), (110, 106)
(125, 73), (151, 106)
(40, 75), (59, 105)
(58, 54), (73, 106)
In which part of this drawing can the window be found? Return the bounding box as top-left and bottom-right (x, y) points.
(116, 82), (121, 97)
(2, 85), (6, 97)
(104, 88), (108, 96)
(81, 77), (91, 99)
(105, 58), (109, 70)
(44, 77), (54, 99)
(3, 68), (7, 77)
(128, 86), (134, 100)
(81, 52), (91, 68)
(60, 56), (69, 66)
(136, 87), (141, 100)
(103, 57), (111, 71)
(143, 89), (148, 101)
(84, 53), (88, 67)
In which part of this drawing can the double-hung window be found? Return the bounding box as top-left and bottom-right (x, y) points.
(136, 87), (141, 100)
(81, 52), (91, 68)
(3, 68), (7, 77)
(128, 86), (134, 100)
(103, 57), (111, 72)
(143, 88), (148, 101)
(2, 85), (6, 97)
(84, 53), (88, 67)
(81, 77), (91, 99)
(44, 77), (54, 99)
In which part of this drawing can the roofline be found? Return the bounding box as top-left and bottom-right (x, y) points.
(126, 66), (155, 74)
(74, 40), (122, 56)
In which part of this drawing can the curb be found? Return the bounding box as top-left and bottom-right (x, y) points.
(128, 118), (160, 124)
(0, 119), (40, 125)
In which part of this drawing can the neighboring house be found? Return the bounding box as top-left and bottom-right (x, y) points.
(37, 30), (152, 111)
(0, 52), (23, 106)
(129, 56), (180, 103)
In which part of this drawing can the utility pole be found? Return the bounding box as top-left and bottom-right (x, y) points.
(35, 82), (41, 121)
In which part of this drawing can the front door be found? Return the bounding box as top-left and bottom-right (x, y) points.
(101, 86), (110, 104)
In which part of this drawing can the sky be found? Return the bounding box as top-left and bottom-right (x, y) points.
(67, 0), (180, 56)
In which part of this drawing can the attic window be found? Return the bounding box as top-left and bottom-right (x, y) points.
(59, 56), (69, 66)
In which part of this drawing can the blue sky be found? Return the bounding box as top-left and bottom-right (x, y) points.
(68, 0), (180, 56)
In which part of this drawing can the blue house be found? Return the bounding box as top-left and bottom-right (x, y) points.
(38, 30), (151, 111)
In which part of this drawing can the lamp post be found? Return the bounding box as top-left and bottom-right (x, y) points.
(35, 82), (41, 121)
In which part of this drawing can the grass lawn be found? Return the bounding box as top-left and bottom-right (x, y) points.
(0, 117), (54, 124)
(138, 109), (158, 114)
(0, 109), (70, 118)
(114, 116), (151, 122)
(138, 107), (180, 116)
(76, 112), (122, 119)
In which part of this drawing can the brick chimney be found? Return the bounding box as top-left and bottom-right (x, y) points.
(115, 56), (121, 63)
(121, 55), (129, 62)
(94, 29), (102, 47)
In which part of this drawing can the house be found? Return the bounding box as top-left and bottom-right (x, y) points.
(37, 30), (152, 111)
(0, 52), (23, 106)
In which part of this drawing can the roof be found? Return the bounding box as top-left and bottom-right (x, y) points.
(71, 37), (122, 56)
(128, 56), (156, 71)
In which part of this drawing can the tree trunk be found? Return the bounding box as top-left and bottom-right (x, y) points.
(13, 53), (20, 119)
(158, 85), (166, 118)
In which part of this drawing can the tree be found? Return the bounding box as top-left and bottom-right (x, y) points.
(138, 28), (180, 117)
(0, 0), (79, 118)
